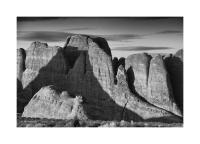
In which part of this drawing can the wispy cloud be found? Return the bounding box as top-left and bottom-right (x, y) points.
(63, 27), (95, 31)
(18, 30), (143, 43)
(112, 46), (173, 51)
(156, 30), (183, 35)
(17, 31), (67, 42)
(97, 34), (142, 41)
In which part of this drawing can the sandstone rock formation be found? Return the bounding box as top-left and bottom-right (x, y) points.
(113, 65), (181, 122)
(19, 34), (183, 123)
(147, 55), (181, 116)
(125, 53), (151, 98)
(21, 41), (70, 100)
(22, 85), (88, 120)
(65, 35), (115, 120)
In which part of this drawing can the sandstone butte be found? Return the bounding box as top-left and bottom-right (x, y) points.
(18, 34), (183, 123)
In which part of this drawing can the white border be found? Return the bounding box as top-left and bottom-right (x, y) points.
(1, 0), (200, 144)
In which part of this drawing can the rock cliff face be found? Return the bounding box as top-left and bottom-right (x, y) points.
(21, 42), (69, 100)
(19, 34), (183, 123)
(22, 85), (88, 120)
(64, 35), (115, 120)
(147, 55), (181, 116)
(125, 53), (151, 97)
(113, 65), (181, 122)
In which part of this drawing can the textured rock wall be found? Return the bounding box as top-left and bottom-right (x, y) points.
(22, 85), (88, 120)
(125, 53), (182, 117)
(21, 42), (69, 100)
(113, 65), (181, 122)
(125, 53), (151, 97)
(147, 55), (181, 116)
(65, 35), (115, 120)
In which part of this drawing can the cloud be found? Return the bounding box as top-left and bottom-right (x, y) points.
(63, 27), (95, 31)
(17, 31), (142, 43)
(17, 17), (63, 22)
(17, 31), (67, 42)
(156, 30), (183, 35)
(97, 34), (142, 41)
(112, 46), (173, 51)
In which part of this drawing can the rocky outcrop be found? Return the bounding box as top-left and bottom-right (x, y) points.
(113, 65), (181, 122)
(21, 42), (70, 99)
(22, 85), (88, 120)
(65, 36), (115, 120)
(147, 55), (181, 116)
(125, 53), (151, 97)
(17, 48), (26, 81)
(18, 34), (183, 123)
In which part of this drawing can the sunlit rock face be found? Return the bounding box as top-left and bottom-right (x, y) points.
(22, 85), (88, 120)
(125, 53), (151, 98)
(147, 55), (181, 116)
(21, 41), (70, 100)
(113, 65), (181, 122)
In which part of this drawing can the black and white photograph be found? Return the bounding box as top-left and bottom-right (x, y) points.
(1, 0), (200, 144)
(17, 17), (183, 127)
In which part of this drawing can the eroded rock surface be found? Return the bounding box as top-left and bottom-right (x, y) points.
(125, 53), (151, 98)
(22, 85), (88, 120)
(65, 36), (115, 120)
(148, 55), (181, 116)
(113, 65), (181, 122)
(21, 42), (69, 99)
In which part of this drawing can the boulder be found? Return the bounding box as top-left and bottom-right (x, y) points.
(22, 85), (88, 120)
(147, 55), (181, 116)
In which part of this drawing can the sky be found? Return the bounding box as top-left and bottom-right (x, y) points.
(17, 17), (183, 58)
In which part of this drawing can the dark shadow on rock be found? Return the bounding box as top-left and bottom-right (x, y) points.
(20, 48), (69, 105)
(118, 57), (125, 68)
(126, 66), (135, 94)
(164, 55), (183, 113)
(63, 46), (80, 68)
(91, 37), (112, 56)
